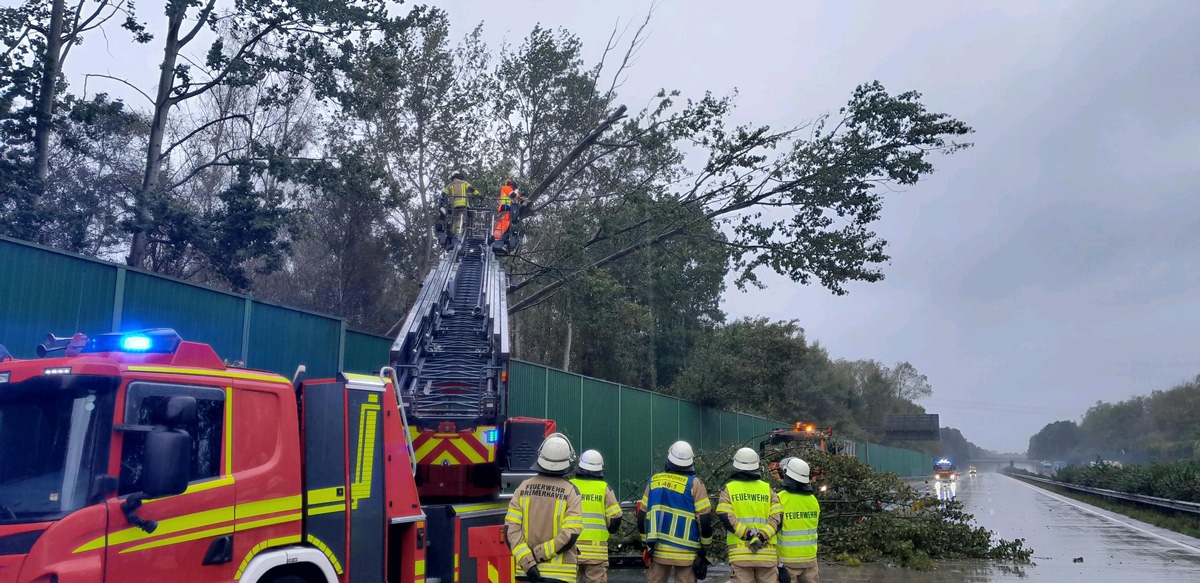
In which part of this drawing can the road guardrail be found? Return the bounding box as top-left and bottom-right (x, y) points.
(1008, 472), (1200, 516)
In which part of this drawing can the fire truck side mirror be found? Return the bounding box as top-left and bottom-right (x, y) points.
(143, 396), (197, 499)
(143, 429), (191, 499)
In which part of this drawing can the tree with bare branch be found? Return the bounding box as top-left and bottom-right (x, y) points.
(0, 0), (147, 242)
(121, 0), (420, 269)
(506, 82), (973, 314)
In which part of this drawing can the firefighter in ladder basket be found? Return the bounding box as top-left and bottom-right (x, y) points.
(493, 177), (524, 254)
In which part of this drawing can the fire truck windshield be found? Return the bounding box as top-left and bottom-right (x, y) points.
(0, 375), (117, 524)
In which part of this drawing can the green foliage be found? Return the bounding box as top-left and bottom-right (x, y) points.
(1028, 420), (1079, 461)
(668, 322), (946, 444)
(1054, 459), (1200, 502)
(670, 318), (810, 409)
(0, 1), (154, 249)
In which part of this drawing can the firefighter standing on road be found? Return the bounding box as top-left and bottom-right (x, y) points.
(775, 458), (820, 583)
(570, 450), (623, 583)
(636, 441), (714, 583)
(507, 433), (585, 583)
(717, 448), (782, 583)
(440, 171), (483, 246)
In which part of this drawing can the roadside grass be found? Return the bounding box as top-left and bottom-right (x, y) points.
(1014, 476), (1200, 539)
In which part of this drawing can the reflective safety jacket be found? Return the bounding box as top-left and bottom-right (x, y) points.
(570, 477), (622, 564)
(444, 179), (481, 208)
(639, 472), (712, 565)
(716, 479), (782, 567)
(499, 183), (521, 206)
(506, 475), (585, 583)
(776, 490), (819, 565)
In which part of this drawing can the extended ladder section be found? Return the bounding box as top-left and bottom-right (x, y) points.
(392, 212), (509, 426)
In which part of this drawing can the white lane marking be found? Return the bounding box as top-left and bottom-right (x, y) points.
(1012, 478), (1200, 555)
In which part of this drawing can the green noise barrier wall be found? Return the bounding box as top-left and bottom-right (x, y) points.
(1, 235), (931, 496)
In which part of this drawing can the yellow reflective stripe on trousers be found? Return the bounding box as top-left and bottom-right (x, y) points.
(727, 541), (778, 562)
(538, 563), (578, 583)
(576, 539), (608, 560)
(651, 546), (698, 562)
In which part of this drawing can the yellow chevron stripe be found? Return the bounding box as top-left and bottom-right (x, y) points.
(307, 487), (345, 506)
(352, 404), (380, 509)
(307, 534), (344, 574)
(451, 439), (486, 464)
(343, 372), (385, 385)
(144, 475), (234, 505)
(307, 503), (347, 516)
(235, 535), (303, 579)
(454, 501), (507, 514)
(120, 525), (233, 554)
(235, 512), (301, 531)
(239, 495), (302, 518)
(414, 436), (440, 460)
(432, 450), (461, 466)
(225, 387), (234, 476)
(73, 494), (300, 554)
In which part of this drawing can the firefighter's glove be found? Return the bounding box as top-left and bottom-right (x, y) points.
(746, 532), (765, 553)
(743, 528), (760, 541)
(692, 548), (709, 581)
(777, 565), (790, 583)
(525, 566), (542, 582)
(642, 547), (652, 567)
(755, 530), (770, 543)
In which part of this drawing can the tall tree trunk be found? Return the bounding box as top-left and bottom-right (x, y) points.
(129, 9), (185, 267)
(33, 0), (65, 185)
(561, 319), (572, 371)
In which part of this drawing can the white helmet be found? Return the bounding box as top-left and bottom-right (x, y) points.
(668, 441), (694, 468)
(785, 458), (811, 484)
(732, 447), (760, 471)
(579, 449), (604, 472)
(534, 433), (575, 473)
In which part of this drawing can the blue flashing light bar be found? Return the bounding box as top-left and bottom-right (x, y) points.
(83, 328), (183, 355)
(121, 335), (153, 351)
(484, 429), (500, 444)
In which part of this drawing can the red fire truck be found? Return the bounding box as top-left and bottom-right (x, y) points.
(0, 328), (537, 583)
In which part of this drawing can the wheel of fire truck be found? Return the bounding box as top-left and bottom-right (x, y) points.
(265, 576), (306, 583)
(239, 546), (338, 583)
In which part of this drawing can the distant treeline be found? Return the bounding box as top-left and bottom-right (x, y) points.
(1028, 375), (1200, 462)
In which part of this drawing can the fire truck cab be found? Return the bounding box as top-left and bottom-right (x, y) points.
(0, 329), (516, 583)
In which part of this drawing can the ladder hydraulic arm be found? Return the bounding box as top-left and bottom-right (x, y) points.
(390, 211), (512, 499)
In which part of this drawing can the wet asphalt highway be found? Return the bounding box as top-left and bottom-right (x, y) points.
(611, 471), (1200, 582)
(940, 471), (1200, 581)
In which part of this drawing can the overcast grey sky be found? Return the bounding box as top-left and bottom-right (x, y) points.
(60, 0), (1200, 452)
